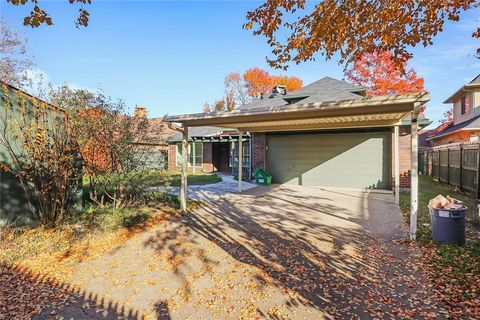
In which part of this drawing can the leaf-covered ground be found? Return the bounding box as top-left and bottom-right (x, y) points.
(1, 185), (455, 319)
(400, 176), (480, 319)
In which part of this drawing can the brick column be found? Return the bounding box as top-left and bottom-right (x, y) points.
(252, 132), (266, 170)
(167, 144), (177, 170)
(203, 142), (214, 172)
(392, 126), (412, 188)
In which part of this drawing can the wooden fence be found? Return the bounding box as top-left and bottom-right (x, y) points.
(419, 144), (480, 197)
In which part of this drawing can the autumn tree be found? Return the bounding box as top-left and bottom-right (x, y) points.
(49, 85), (154, 208)
(245, 1), (480, 69)
(204, 68), (303, 112)
(202, 102), (211, 113)
(344, 51), (425, 97)
(208, 67), (303, 112)
(440, 109), (454, 125)
(0, 19), (34, 88)
(6, 0), (90, 27)
(224, 72), (250, 106)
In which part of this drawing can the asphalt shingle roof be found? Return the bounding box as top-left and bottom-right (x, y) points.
(239, 76), (366, 112)
(429, 115), (480, 140)
(470, 74), (480, 84)
(167, 126), (227, 141)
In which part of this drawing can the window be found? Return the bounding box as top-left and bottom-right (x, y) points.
(189, 142), (203, 166)
(461, 95), (471, 115)
(176, 142), (203, 167)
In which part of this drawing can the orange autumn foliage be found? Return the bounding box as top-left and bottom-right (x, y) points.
(242, 67), (303, 98)
(78, 107), (112, 173)
(345, 52), (425, 97)
(245, 0), (480, 69)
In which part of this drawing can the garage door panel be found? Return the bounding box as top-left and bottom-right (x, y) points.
(266, 131), (391, 190)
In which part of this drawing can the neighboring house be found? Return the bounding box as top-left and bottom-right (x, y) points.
(131, 106), (177, 170)
(0, 81), (66, 226)
(428, 74), (480, 146)
(166, 76), (431, 190)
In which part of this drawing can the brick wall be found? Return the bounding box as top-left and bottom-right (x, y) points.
(203, 142), (214, 172)
(167, 144), (177, 170)
(252, 132), (266, 170)
(431, 131), (473, 146)
(392, 126), (413, 188)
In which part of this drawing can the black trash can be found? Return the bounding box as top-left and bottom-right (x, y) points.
(428, 206), (467, 245)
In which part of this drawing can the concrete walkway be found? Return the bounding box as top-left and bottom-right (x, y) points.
(35, 184), (445, 319)
(152, 173), (257, 202)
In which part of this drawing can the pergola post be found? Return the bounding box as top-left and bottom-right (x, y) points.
(181, 126), (189, 212)
(394, 125), (400, 205)
(410, 119), (419, 240)
(192, 139), (196, 174)
(238, 131), (243, 192)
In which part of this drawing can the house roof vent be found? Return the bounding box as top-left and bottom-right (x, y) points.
(269, 85), (287, 98)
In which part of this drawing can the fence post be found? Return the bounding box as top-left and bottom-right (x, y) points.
(438, 150), (441, 181)
(459, 145), (463, 190)
(447, 148), (450, 185)
(477, 144), (480, 200)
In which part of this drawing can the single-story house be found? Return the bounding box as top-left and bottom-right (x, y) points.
(166, 76), (430, 240)
(428, 74), (480, 146)
(131, 106), (177, 170)
(166, 77), (431, 190)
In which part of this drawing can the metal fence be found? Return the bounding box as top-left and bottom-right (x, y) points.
(420, 144), (480, 197)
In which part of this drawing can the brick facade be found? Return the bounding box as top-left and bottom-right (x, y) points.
(392, 126), (413, 188)
(252, 132), (266, 170)
(202, 142), (214, 172)
(167, 144), (177, 170)
(431, 131), (475, 147)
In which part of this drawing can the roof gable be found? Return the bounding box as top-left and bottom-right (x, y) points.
(444, 74), (480, 103)
(239, 76), (366, 112)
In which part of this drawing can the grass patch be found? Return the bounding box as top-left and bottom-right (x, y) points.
(399, 175), (479, 244)
(0, 192), (196, 267)
(140, 170), (222, 187)
(399, 176), (480, 316)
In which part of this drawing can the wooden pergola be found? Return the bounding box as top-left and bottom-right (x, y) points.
(166, 93), (430, 240)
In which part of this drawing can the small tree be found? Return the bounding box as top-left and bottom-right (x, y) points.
(49, 85), (154, 208)
(0, 84), (81, 225)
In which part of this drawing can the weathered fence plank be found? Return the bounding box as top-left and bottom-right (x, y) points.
(420, 143), (480, 197)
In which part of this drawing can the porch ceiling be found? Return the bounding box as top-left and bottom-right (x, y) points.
(166, 93), (429, 132)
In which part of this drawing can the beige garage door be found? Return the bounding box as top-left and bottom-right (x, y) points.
(266, 130), (391, 190)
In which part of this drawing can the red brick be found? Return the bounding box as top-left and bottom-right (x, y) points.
(167, 144), (177, 170)
(391, 126), (415, 188)
(252, 133), (266, 170)
(431, 131), (473, 146)
(203, 142), (214, 172)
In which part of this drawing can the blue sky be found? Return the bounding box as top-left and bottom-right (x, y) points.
(1, 1), (479, 126)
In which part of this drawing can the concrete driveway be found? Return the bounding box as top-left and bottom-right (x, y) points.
(36, 184), (444, 319)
